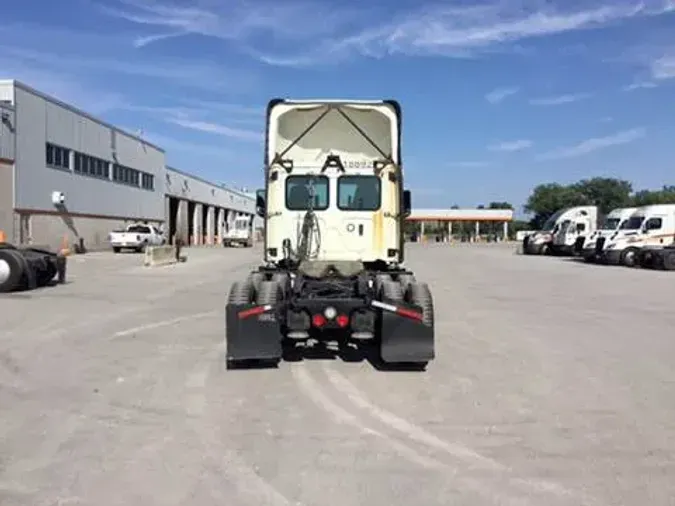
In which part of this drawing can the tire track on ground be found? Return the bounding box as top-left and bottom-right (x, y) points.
(291, 363), (545, 506)
(320, 364), (601, 506)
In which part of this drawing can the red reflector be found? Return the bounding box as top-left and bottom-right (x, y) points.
(312, 314), (326, 327)
(238, 306), (267, 319)
(396, 307), (424, 321)
(336, 314), (349, 328)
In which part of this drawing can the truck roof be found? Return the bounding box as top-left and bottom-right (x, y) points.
(264, 99), (402, 169)
(631, 203), (675, 214)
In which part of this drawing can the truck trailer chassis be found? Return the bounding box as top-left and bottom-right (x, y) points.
(226, 266), (434, 369)
(0, 242), (67, 293)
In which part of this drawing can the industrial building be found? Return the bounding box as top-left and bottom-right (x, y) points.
(0, 79), (255, 251)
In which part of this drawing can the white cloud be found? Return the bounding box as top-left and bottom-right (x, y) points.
(529, 93), (592, 105)
(651, 54), (675, 80)
(1, 45), (257, 94)
(97, 0), (675, 66)
(167, 118), (261, 142)
(536, 128), (646, 160)
(489, 140), (532, 152)
(622, 81), (658, 91)
(485, 87), (519, 104)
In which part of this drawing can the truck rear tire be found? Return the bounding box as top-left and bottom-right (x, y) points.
(378, 278), (430, 369)
(0, 249), (24, 293)
(379, 277), (404, 302)
(663, 251), (675, 271)
(408, 282), (434, 328)
(227, 279), (255, 305)
(621, 247), (639, 267)
(257, 279), (282, 305)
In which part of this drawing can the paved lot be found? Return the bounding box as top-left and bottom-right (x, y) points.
(1, 243), (674, 506)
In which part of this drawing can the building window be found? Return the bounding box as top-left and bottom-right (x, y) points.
(112, 163), (140, 188)
(46, 142), (70, 171)
(141, 173), (155, 191)
(74, 152), (110, 179)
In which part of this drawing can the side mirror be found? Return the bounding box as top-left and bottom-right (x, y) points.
(402, 190), (411, 217)
(255, 188), (266, 218)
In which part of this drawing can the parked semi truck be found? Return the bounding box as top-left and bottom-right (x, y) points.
(222, 214), (253, 247)
(551, 206), (598, 256)
(600, 204), (675, 267)
(581, 207), (637, 263)
(523, 206), (597, 255)
(225, 99), (435, 370)
(0, 241), (67, 293)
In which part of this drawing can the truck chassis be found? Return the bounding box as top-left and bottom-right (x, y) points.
(225, 262), (434, 369)
(0, 242), (67, 293)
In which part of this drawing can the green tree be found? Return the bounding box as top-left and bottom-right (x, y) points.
(572, 177), (633, 215)
(488, 201), (514, 209)
(524, 177), (634, 228)
(524, 183), (589, 228)
(631, 185), (675, 206)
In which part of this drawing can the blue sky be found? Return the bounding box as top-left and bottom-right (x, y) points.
(1, 0), (675, 213)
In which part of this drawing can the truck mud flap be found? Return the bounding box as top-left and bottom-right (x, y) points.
(225, 303), (282, 362)
(377, 302), (434, 363)
(573, 237), (585, 255)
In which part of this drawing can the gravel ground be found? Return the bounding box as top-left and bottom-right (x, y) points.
(1, 242), (674, 506)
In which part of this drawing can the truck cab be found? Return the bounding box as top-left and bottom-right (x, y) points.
(581, 207), (636, 262)
(226, 98), (432, 370)
(223, 214), (253, 247)
(258, 99), (410, 268)
(602, 204), (675, 266)
(551, 206), (598, 255)
(523, 206), (597, 255)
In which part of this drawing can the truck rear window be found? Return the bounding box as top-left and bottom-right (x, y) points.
(127, 225), (150, 233)
(338, 175), (381, 211)
(285, 175), (329, 211)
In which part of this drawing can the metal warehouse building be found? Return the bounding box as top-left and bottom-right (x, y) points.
(0, 80), (255, 251)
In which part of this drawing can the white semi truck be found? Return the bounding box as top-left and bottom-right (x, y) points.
(600, 204), (675, 267)
(225, 99), (435, 370)
(580, 207), (637, 262)
(550, 205), (598, 256)
(222, 214), (253, 247)
(523, 205), (598, 255)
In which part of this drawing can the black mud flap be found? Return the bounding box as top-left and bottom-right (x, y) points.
(225, 303), (282, 362)
(573, 237), (585, 255)
(379, 304), (434, 363)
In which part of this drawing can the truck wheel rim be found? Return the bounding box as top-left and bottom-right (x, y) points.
(0, 259), (10, 284)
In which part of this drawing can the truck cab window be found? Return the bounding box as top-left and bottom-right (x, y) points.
(645, 217), (662, 230)
(285, 175), (329, 211)
(338, 175), (381, 211)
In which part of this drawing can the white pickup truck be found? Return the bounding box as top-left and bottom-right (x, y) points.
(109, 224), (165, 253)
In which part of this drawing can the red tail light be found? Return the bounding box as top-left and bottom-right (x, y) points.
(336, 314), (349, 328)
(312, 314), (326, 327)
